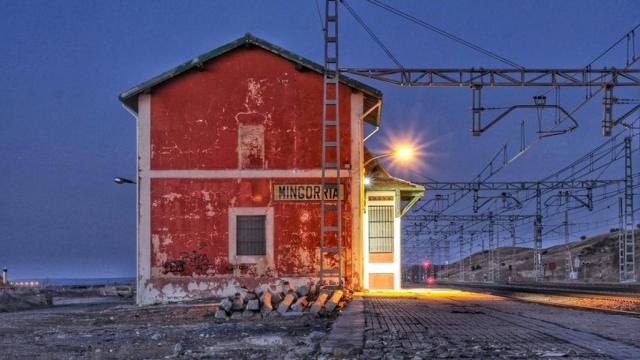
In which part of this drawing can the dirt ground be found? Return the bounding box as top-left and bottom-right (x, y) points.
(0, 297), (333, 360)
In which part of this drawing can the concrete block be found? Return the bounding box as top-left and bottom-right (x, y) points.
(231, 293), (245, 311)
(247, 299), (260, 311)
(277, 293), (296, 314)
(296, 285), (309, 297)
(325, 290), (343, 313)
(270, 291), (284, 306)
(245, 292), (258, 301)
(279, 281), (293, 293)
(310, 293), (328, 313)
(214, 309), (228, 319)
(291, 296), (309, 312)
(261, 291), (273, 312)
(219, 298), (233, 312)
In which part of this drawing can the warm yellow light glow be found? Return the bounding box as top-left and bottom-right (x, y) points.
(363, 177), (372, 186)
(374, 123), (439, 176)
(393, 146), (414, 161)
(354, 288), (483, 299)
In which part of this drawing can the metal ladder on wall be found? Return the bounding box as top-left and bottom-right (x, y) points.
(319, 0), (343, 287)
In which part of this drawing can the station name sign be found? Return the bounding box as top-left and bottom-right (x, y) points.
(273, 184), (345, 201)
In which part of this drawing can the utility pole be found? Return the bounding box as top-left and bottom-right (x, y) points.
(534, 183), (543, 281)
(488, 212), (495, 282)
(564, 208), (574, 280)
(468, 232), (474, 282)
(459, 224), (465, 282)
(444, 233), (450, 280)
(619, 197), (625, 282)
(621, 136), (636, 281)
(509, 223), (516, 283)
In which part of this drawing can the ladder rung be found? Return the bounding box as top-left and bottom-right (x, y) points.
(322, 226), (338, 232)
(327, 16), (337, 22)
(325, 99), (337, 105)
(324, 183), (339, 189)
(322, 247), (339, 253)
(324, 204), (338, 210)
(327, 36), (337, 43)
(326, 57), (337, 64)
(325, 141), (337, 147)
(324, 120), (337, 126)
(320, 269), (340, 276)
(324, 162), (337, 169)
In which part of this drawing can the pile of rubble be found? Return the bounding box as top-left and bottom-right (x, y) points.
(0, 287), (52, 312)
(214, 281), (346, 320)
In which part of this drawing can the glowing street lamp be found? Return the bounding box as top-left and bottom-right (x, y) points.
(363, 146), (415, 167)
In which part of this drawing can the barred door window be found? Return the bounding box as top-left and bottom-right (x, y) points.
(236, 215), (266, 256)
(369, 205), (394, 253)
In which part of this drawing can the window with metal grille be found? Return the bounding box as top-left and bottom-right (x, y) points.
(236, 215), (266, 256)
(369, 205), (394, 253)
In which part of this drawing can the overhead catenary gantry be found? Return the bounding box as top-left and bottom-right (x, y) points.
(341, 67), (640, 136)
(405, 213), (524, 282)
(323, 0), (639, 283)
(410, 179), (628, 281)
(337, 2), (640, 137)
(339, 67), (640, 87)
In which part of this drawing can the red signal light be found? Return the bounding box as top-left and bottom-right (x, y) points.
(423, 260), (430, 269)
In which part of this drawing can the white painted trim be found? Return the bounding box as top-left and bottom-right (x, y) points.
(363, 191), (399, 290)
(363, 209), (370, 289)
(368, 263), (396, 273)
(394, 217), (401, 290)
(350, 92), (364, 288)
(137, 94), (151, 305)
(228, 207), (275, 276)
(141, 169), (345, 179)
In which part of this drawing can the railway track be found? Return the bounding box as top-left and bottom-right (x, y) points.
(435, 282), (640, 316)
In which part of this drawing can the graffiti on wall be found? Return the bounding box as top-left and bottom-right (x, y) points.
(162, 251), (214, 275)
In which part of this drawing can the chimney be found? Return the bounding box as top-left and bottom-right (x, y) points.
(2, 267), (7, 285)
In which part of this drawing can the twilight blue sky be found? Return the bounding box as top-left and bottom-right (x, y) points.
(1, 1), (639, 278)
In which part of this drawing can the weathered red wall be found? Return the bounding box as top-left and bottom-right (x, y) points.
(150, 46), (353, 170)
(147, 46), (355, 287)
(150, 178), (351, 278)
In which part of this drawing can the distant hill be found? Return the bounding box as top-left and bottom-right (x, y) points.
(406, 230), (640, 283)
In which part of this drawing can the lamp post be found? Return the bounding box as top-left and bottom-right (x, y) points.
(363, 147), (414, 167)
(364, 146), (416, 187)
(114, 177), (136, 185)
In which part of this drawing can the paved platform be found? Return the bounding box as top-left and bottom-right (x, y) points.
(356, 288), (640, 359)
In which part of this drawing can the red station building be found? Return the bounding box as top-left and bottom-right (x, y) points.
(120, 34), (424, 305)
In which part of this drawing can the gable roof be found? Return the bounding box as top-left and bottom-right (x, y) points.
(119, 33), (383, 125)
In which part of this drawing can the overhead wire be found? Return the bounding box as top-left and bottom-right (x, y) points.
(341, 0), (404, 69)
(363, 0), (524, 69)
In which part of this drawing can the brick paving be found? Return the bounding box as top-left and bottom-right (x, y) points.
(360, 291), (640, 359)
